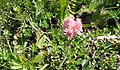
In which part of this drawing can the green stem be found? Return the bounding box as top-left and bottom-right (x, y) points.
(6, 37), (13, 55)
(58, 40), (71, 70)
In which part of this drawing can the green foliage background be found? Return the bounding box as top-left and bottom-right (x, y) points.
(0, 0), (120, 70)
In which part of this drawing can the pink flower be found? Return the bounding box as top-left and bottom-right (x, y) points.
(63, 17), (75, 28)
(63, 27), (74, 40)
(64, 17), (74, 25)
(63, 17), (83, 40)
(74, 18), (83, 35)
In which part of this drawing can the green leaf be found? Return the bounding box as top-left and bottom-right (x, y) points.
(82, 58), (92, 70)
(33, 52), (44, 63)
(35, 29), (51, 49)
(11, 65), (22, 69)
(40, 64), (49, 70)
(59, 0), (68, 24)
(28, 17), (38, 30)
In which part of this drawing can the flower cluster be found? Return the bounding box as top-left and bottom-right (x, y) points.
(63, 17), (83, 40)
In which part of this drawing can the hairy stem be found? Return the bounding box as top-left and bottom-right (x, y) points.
(58, 40), (71, 70)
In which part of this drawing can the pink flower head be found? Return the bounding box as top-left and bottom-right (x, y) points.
(63, 17), (83, 40)
(63, 27), (74, 40)
(74, 18), (83, 35)
(64, 17), (74, 25)
(63, 17), (75, 28)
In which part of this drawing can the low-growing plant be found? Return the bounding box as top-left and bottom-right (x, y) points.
(0, 0), (120, 70)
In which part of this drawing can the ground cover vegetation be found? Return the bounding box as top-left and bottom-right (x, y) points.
(0, 0), (120, 70)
